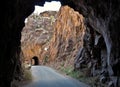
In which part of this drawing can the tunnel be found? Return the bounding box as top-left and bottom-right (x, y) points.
(32, 56), (39, 65)
(0, 0), (120, 87)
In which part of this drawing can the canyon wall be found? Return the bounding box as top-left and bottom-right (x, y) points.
(21, 6), (85, 68)
(21, 11), (57, 64)
(48, 6), (85, 68)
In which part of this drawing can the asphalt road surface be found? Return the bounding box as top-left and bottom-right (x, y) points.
(23, 66), (90, 87)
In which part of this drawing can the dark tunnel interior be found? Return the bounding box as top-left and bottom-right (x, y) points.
(32, 56), (39, 65)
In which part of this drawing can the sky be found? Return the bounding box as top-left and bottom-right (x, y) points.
(33, 1), (61, 15)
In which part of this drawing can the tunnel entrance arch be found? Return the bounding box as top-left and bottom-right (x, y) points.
(31, 56), (39, 65)
(1, 0), (120, 87)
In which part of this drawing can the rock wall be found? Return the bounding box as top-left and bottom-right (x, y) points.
(70, 0), (120, 86)
(21, 11), (57, 64)
(48, 6), (85, 68)
(0, 0), (35, 86)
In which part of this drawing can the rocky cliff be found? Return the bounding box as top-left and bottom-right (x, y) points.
(47, 6), (85, 68)
(21, 11), (57, 64)
(21, 6), (85, 67)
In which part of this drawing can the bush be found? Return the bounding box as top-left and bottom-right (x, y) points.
(23, 69), (32, 81)
(60, 66), (80, 79)
(60, 66), (98, 86)
(22, 63), (32, 81)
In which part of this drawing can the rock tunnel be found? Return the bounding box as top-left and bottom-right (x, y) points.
(32, 56), (39, 65)
(0, 0), (120, 87)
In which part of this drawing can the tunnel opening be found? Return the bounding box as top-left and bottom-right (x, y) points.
(20, 2), (91, 86)
(0, 0), (120, 87)
(20, 1), (88, 86)
(32, 56), (39, 65)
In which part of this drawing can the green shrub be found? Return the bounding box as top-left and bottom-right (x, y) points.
(22, 63), (32, 81)
(60, 66), (98, 86)
(23, 69), (32, 81)
(60, 66), (80, 79)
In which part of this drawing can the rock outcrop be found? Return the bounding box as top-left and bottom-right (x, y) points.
(47, 6), (85, 68)
(21, 11), (57, 64)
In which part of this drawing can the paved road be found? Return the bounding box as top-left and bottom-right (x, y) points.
(23, 66), (90, 87)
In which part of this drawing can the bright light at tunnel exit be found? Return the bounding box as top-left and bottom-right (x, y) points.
(33, 1), (61, 15)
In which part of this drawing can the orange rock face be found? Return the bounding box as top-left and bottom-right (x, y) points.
(21, 11), (57, 64)
(48, 6), (85, 66)
(21, 6), (85, 66)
